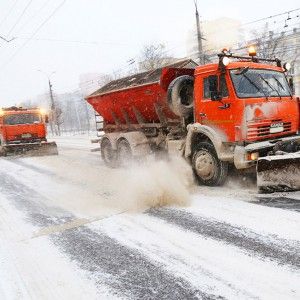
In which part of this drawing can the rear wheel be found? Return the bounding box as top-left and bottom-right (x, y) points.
(101, 138), (117, 168)
(117, 139), (132, 167)
(192, 142), (228, 186)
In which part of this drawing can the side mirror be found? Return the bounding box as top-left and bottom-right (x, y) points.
(208, 75), (222, 101)
(45, 115), (49, 124)
(288, 77), (294, 94)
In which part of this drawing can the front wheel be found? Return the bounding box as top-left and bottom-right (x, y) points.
(0, 146), (7, 157)
(0, 136), (7, 157)
(192, 142), (228, 186)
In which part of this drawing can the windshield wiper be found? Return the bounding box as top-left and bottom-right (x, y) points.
(272, 75), (293, 99)
(234, 66), (249, 75)
(241, 73), (269, 100)
(258, 74), (281, 99)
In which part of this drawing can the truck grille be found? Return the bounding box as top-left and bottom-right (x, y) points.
(247, 120), (292, 141)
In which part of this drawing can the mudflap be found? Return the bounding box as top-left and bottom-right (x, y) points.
(4, 142), (58, 157)
(257, 153), (300, 193)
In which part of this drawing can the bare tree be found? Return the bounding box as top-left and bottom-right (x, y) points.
(250, 25), (300, 95)
(251, 23), (299, 60)
(138, 43), (175, 71)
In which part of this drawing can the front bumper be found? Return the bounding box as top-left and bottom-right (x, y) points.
(234, 135), (300, 169)
(3, 141), (57, 153)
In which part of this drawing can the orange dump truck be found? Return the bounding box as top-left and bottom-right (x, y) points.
(86, 50), (300, 192)
(0, 107), (58, 156)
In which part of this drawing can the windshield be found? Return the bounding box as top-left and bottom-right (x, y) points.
(230, 69), (291, 98)
(4, 113), (41, 125)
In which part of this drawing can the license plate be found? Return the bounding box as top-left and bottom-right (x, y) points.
(270, 122), (284, 133)
(21, 133), (32, 138)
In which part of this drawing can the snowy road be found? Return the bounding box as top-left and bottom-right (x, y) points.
(0, 135), (299, 300)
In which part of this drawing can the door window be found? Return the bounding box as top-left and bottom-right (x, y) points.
(203, 75), (218, 99)
(203, 74), (229, 99)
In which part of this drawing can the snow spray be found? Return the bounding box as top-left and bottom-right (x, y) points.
(115, 156), (194, 211)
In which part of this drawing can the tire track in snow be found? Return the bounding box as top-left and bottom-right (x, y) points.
(0, 172), (218, 300)
(95, 216), (261, 300)
(5, 156), (105, 193)
(253, 197), (300, 212)
(51, 226), (215, 300)
(6, 158), (55, 176)
(0, 173), (74, 227)
(148, 208), (300, 269)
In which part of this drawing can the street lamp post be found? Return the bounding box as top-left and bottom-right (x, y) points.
(37, 70), (58, 135)
(194, 0), (205, 65)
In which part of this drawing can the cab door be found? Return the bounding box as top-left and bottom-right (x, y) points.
(194, 72), (236, 142)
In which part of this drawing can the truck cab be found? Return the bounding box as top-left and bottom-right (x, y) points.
(0, 108), (47, 142)
(0, 107), (57, 156)
(193, 60), (299, 144)
(182, 50), (300, 187)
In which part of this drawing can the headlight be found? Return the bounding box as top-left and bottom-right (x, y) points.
(283, 62), (291, 72)
(222, 56), (231, 66)
(248, 152), (259, 161)
(39, 108), (47, 115)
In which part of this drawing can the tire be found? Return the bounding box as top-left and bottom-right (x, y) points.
(0, 146), (6, 157)
(192, 142), (228, 186)
(167, 75), (194, 118)
(101, 137), (118, 168)
(0, 136), (7, 157)
(117, 139), (132, 167)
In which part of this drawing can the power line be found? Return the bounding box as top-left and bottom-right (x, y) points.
(237, 29), (300, 49)
(197, 18), (300, 56)
(201, 10), (300, 39)
(44, 9), (300, 90)
(16, 37), (98, 45)
(14, 0), (51, 35)
(243, 8), (300, 26)
(1, 0), (66, 70)
(6, 0), (34, 37)
(14, 36), (133, 45)
(0, 35), (15, 43)
(0, 0), (19, 29)
(189, 27), (300, 59)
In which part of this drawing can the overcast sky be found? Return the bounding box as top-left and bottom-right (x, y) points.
(0, 0), (299, 106)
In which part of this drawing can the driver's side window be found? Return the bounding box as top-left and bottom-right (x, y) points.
(203, 75), (217, 99)
(203, 74), (229, 100)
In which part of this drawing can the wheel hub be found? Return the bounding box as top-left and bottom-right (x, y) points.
(194, 150), (216, 180)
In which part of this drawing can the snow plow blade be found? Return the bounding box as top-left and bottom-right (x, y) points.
(3, 142), (58, 157)
(257, 153), (300, 193)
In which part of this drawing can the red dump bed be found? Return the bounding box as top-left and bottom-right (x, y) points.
(86, 66), (194, 125)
